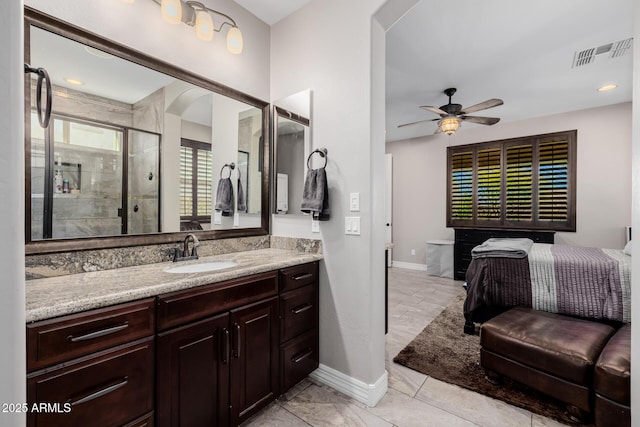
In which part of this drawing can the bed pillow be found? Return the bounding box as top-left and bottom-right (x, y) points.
(623, 240), (632, 256)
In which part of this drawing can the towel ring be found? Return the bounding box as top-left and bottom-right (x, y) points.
(220, 163), (235, 179)
(307, 148), (328, 169)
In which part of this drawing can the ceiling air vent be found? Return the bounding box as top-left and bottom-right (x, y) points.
(571, 38), (633, 68)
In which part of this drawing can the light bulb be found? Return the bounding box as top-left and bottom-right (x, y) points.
(195, 11), (214, 41)
(161, 0), (182, 24)
(226, 27), (243, 54)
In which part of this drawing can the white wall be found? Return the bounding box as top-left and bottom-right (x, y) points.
(387, 103), (633, 265)
(0, 1), (26, 425)
(270, 0), (390, 401)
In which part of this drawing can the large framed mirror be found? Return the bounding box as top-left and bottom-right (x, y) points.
(24, 8), (270, 254)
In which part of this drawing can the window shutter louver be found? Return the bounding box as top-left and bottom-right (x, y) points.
(476, 148), (501, 220)
(538, 140), (569, 221)
(179, 146), (193, 217)
(505, 145), (533, 221)
(196, 149), (212, 217)
(451, 151), (474, 220)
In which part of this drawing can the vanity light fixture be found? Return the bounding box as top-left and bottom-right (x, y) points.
(597, 84), (618, 92)
(152, 0), (243, 54)
(438, 116), (461, 136)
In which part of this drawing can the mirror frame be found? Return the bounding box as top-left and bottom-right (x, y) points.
(272, 106), (310, 215)
(24, 7), (271, 255)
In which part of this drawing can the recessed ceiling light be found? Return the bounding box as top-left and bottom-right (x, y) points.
(84, 45), (114, 59)
(597, 84), (618, 92)
(64, 78), (84, 86)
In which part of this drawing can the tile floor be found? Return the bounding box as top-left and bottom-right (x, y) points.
(242, 267), (568, 427)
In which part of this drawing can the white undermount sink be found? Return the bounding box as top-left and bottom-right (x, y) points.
(165, 261), (238, 274)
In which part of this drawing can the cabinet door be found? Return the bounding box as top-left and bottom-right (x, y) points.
(156, 313), (230, 427)
(229, 296), (279, 425)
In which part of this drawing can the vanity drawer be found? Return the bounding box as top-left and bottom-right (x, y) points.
(279, 262), (319, 292)
(280, 285), (318, 343)
(280, 329), (319, 392)
(157, 271), (278, 331)
(27, 337), (154, 427)
(27, 298), (155, 371)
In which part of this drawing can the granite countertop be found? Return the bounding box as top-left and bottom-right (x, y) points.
(26, 248), (323, 323)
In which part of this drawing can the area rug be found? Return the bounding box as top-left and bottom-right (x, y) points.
(393, 292), (592, 426)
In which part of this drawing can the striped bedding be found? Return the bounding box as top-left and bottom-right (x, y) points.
(463, 243), (631, 324)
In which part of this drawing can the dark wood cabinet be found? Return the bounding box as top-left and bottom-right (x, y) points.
(156, 274), (280, 427)
(278, 262), (319, 393)
(454, 228), (555, 280)
(156, 313), (230, 427)
(26, 299), (156, 427)
(27, 338), (154, 427)
(27, 262), (320, 427)
(230, 297), (279, 425)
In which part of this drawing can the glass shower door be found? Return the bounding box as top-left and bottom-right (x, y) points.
(127, 130), (160, 234)
(50, 117), (124, 239)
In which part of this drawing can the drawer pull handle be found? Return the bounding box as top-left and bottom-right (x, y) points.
(291, 304), (312, 315)
(292, 273), (313, 281)
(67, 322), (129, 342)
(221, 328), (230, 364)
(291, 348), (313, 364)
(233, 323), (241, 359)
(67, 377), (128, 406)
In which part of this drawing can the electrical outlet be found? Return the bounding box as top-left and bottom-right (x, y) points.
(311, 218), (320, 233)
(411, 249), (416, 256)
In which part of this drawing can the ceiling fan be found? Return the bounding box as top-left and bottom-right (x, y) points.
(398, 88), (503, 135)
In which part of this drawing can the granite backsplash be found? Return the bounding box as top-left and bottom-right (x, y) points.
(25, 235), (321, 280)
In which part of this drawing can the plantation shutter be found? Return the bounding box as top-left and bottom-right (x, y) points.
(446, 130), (575, 231)
(538, 140), (569, 222)
(180, 139), (212, 221)
(196, 149), (212, 217)
(450, 151), (473, 220)
(476, 148), (501, 220)
(179, 146), (193, 217)
(505, 145), (533, 221)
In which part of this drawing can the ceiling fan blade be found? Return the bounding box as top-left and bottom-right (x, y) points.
(397, 118), (438, 128)
(419, 106), (447, 116)
(460, 98), (503, 114)
(460, 116), (500, 125)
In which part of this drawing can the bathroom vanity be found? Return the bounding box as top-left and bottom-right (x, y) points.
(25, 250), (321, 427)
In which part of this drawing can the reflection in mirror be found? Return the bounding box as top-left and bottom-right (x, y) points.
(273, 90), (312, 216)
(25, 9), (269, 253)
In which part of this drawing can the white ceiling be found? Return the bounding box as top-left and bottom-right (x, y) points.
(385, 0), (634, 142)
(233, 0), (310, 25)
(31, 0), (634, 141)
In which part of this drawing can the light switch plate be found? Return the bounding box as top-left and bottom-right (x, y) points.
(213, 211), (222, 225)
(311, 218), (320, 233)
(349, 193), (360, 212)
(345, 216), (361, 235)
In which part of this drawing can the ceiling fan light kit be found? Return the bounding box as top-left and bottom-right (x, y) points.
(399, 87), (503, 136)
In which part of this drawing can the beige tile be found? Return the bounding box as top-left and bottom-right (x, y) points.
(415, 377), (532, 427)
(281, 378), (314, 402)
(531, 414), (571, 427)
(241, 402), (310, 426)
(284, 384), (392, 427)
(367, 388), (477, 427)
(386, 359), (427, 397)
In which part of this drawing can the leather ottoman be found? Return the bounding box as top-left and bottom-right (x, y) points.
(480, 307), (616, 420)
(594, 323), (631, 427)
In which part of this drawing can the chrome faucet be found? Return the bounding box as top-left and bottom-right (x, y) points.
(173, 233), (200, 262)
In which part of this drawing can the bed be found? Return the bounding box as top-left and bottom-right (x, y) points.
(463, 241), (631, 333)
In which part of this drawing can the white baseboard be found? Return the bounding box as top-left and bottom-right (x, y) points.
(391, 261), (428, 271)
(309, 364), (388, 407)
